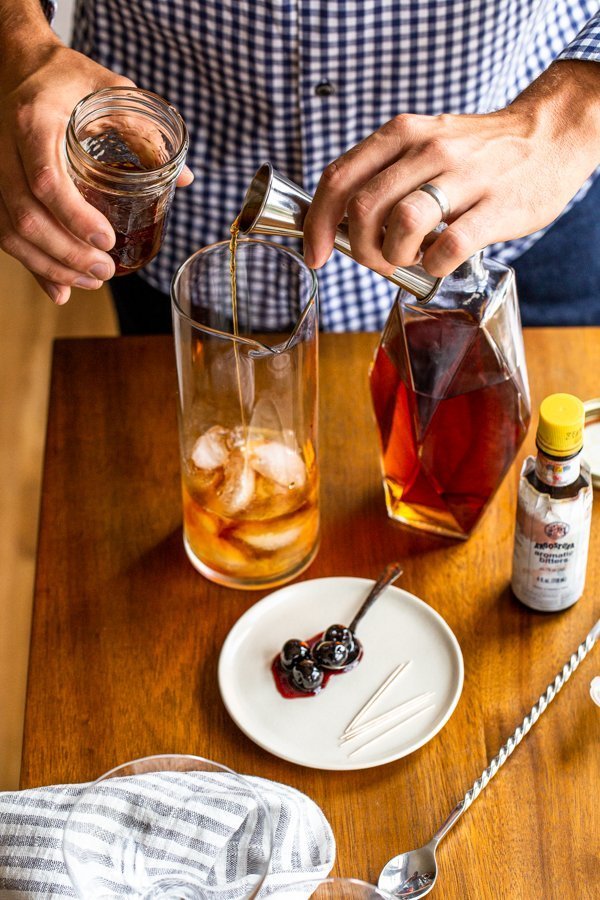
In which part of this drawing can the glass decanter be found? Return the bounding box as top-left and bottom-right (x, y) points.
(370, 252), (531, 540)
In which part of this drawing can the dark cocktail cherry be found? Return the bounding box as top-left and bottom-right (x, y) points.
(280, 639), (311, 672)
(322, 625), (361, 665)
(323, 624), (353, 649)
(291, 657), (324, 693)
(275, 563), (404, 697)
(323, 624), (355, 653)
(313, 639), (349, 670)
(322, 625), (361, 666)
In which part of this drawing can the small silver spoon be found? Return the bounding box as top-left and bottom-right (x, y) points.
(350, 562), (405, 633)
(378, 617), (600, 898)
(317, 562), (402, 672)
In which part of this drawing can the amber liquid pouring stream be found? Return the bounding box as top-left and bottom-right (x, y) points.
(229, 216), (248, 438)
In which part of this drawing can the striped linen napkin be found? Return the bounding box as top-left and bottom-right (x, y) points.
(0, 775), (335, 898)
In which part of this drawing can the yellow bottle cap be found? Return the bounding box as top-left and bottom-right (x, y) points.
(536, 393), (584, 457)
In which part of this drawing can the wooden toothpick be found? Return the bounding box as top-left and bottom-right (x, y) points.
(342, 661), (411, 735)
(340, 691), (435, 744)
(347, 704), (436, 757)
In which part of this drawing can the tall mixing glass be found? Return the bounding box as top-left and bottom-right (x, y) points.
(171, 238), (319, 589)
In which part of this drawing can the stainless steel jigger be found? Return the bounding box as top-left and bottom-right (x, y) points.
(238, 162), (442, 305)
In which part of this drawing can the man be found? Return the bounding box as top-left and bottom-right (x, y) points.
(0, 1), (599, 331)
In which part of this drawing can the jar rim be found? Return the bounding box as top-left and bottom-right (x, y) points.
(66, 86), (188, 186)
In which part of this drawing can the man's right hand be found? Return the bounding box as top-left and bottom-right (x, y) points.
(0, 37), (137, 303)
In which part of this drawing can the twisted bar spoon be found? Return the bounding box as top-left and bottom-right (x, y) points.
(378, 617), (600, 898)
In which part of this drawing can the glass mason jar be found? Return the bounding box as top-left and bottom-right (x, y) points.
(172, 238), (320, 590)
(65, 87), (188, 275)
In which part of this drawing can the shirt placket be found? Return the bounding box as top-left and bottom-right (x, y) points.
(297, 1), (347, 195)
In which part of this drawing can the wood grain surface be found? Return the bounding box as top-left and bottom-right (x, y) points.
(21, 330), (600, 899)
(0, 249), (117, 790)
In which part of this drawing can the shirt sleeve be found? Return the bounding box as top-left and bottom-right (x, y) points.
(40, 1), (57, 24)
(557, 12), (600, 62)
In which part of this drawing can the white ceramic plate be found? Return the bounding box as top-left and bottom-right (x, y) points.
(218, 577), (463, 770)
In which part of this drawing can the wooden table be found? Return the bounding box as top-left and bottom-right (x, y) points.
(21, 330), (600, 899)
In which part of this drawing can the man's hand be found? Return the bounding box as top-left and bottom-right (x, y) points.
(303, 60), (600, 279)
(0, 36), (193, 304)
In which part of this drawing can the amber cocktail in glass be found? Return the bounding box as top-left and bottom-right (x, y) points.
(171, 239), (319, 589)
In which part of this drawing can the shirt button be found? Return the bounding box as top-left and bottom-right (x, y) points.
(314, 79), (336, 97)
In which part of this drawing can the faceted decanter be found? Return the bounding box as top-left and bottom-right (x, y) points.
(370, 253), (531, 540)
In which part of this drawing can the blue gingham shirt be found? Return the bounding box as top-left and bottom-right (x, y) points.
(47, 1), (600, 330)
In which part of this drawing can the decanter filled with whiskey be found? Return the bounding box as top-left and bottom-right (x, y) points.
(370, 252), (531, 539)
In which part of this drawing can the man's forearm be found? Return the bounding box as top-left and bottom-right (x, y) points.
(537, 59), (600, 107)
(0, 0), (61, 87)
(511, 59), (600, 171)
(0, 0), (61, 79)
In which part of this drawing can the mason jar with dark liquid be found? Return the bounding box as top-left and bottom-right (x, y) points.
(66, 87), (188, 275)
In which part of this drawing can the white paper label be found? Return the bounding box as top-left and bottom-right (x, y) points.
(511, 457), (593, 611)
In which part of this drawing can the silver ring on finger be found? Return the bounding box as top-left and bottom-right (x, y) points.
(418, 183), (451, 223)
